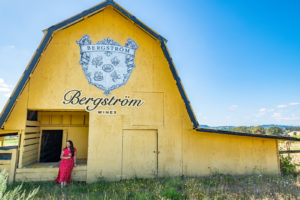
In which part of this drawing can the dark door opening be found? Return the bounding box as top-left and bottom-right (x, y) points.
(40, 130), (63, 162)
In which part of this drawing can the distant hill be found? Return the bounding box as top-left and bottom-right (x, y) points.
(200, 124), (298, 130)
(259, 124), (297, 129)
(199, 125), (235, 131)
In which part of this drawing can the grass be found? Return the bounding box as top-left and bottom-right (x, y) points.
(6, 174), (300, 200)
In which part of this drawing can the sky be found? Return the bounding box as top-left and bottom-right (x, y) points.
(0, 0), (299, 127)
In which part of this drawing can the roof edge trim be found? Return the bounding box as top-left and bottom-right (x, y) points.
(196, 128), (300, 141)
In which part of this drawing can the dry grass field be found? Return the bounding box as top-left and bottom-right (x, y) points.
(5, 174), (300, 200)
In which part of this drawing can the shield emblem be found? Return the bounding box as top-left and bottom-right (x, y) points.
(76, 35), (138, 95)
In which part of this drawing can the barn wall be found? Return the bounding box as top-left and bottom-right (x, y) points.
(183, 130), (280, 175)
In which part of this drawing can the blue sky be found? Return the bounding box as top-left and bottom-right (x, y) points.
(0, 0), (299, 126)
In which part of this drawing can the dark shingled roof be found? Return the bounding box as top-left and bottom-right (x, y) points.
(196, 128), (300, 141)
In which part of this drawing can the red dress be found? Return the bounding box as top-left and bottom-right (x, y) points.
(54, 147), (76, 184)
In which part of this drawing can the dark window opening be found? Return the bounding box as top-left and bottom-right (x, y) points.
(40, 130), (63, 162)
(27, 110), (38, 121)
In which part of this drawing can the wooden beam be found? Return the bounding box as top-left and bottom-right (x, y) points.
(18, 131), (25, 168)
(0, 160), (11, 165)
(8, 149), (17, 183)
(23, 144), (39, 153)
(26, 121), (40, 127)
(15, 166), (87, 182)
(0, 164), (11, 171)
(25, 127), (40, 133)
(23, 138), (39, 146)
(24, 133), (40, 140)
(22, 153), (38, 164)
(22, 157), (38, 167)
(22, 149), (38, 159)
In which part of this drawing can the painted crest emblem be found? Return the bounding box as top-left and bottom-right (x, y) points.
(77, 35), (138, 95)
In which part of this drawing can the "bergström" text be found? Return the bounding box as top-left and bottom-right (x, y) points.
(63, 89), (144, 111)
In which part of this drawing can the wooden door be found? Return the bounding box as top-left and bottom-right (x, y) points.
(122, 130), (158, 179)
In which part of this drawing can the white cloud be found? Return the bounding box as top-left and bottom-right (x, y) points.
(255, 108), (268, 117)
(0, 78), (11, 94)
(4, 93), (11, 98)
(272, 112), (281, 118)
(229, 105), (239, 111)
(0, 88), (10, 92)
(259, 108), (266, 112)
(277, 104), (288, 108)
(276, 102), (300, 109)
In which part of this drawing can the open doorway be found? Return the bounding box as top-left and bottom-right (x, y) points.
(40, 130), (63, 162)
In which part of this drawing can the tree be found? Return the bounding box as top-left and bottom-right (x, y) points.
(251, 126), (265, 135)
(232, 126), (251, 134)
(266, 127), (283, 136)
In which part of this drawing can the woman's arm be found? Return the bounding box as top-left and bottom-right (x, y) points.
(74, 151), (77, 166)
(60, 150), (71, 160)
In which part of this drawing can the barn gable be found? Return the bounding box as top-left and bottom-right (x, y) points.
(0, 0), (198, 129)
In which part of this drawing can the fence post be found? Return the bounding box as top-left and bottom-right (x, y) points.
(8, 149), (18, 183)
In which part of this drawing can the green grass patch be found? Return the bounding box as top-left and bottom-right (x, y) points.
(6, 174), (300, 200)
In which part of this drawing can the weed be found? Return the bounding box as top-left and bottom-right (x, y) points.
(0, 170), (39, 200)
(280, 155), (298, 176)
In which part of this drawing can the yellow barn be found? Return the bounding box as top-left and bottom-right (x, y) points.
(0, 0), (299, 183)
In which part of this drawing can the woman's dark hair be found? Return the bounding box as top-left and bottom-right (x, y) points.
(67, 140), (74, 157)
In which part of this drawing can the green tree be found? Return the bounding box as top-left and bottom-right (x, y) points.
(251, 126), (265, 135)
(266, 127), (283, 136)
(232, 126), (251, 134)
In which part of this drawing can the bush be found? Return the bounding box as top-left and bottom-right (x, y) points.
(0, 170), (39, 200)
(279, 155), (297, 176)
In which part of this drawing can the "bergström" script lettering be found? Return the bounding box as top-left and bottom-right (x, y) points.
(63, 89), (144, 111)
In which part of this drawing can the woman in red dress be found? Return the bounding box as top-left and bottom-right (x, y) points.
(54, 140), (77, 188)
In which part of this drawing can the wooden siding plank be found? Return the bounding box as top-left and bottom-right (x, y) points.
(24, 138), (39, 146)
(22, 158), (38, 167)
(23, 144), (39, 152)
(0, 160), (11, 165)
(26, 121), (40, 127)
(16, 165), (86, 173)
(25, 127), (40, 133)
(15, 167), (86, 182)
(22, 149), (38, 159)
(22, 152), (38, 161)
(0, 164), (11, 171)
(24, 133), (40, 140)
